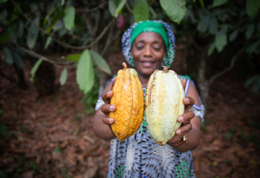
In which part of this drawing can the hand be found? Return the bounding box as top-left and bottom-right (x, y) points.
(167, 79), (195, 146)
(100, 78), (117, 126)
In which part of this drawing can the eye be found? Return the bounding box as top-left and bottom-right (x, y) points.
(136, 45), (144, 50)
(153, 45), (161, 51)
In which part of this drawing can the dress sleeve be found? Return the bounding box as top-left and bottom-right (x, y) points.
(95, 78), (115, 111)
(180, 76), (205, 123)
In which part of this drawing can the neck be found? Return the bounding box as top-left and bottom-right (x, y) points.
(138, 73), (151, 88)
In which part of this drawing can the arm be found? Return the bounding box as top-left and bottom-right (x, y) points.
(92, 80), (117, 141)
(167, 79), (203, 152)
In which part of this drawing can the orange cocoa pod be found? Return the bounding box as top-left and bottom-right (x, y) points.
(110, 62), (144, 141)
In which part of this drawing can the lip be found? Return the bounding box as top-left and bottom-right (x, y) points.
(139, 60), (156, 67)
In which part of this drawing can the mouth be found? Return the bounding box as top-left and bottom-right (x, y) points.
(140, 61), (156, 67)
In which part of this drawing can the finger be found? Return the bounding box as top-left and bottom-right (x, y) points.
(181, 79), (186, 91)
(102, 77), (117, 104)
(183, 96), (195, 112)
(177, 110), (195, 123)
(102, 90), (114, 104)
(175, 122), (192, 136)
(100, 104), (116, 115)
(111, 77), (117, 88)
(103, 116), (115, 125)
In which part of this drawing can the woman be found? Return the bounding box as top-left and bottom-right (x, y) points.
(93, 20), (204, 178)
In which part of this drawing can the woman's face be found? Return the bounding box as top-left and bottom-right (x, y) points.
(131, 32), (167, 77)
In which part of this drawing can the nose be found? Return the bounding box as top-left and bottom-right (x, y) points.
(143, 45), (152, 57)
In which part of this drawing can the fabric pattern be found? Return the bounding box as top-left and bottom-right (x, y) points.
(122, 20), (175, 68)
(95, 76), (204, 178)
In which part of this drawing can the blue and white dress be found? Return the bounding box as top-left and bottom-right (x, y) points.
(95, 76), (204, 178)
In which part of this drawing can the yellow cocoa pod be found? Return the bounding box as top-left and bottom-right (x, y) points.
(145, 66), (185, 145)
(110, 62), (144, 141)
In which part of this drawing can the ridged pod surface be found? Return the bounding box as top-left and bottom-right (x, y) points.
(110, 63), (144, 141)
(145, 67), (185, 145)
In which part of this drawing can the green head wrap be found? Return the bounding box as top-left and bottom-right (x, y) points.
(130, 21), (169, 48)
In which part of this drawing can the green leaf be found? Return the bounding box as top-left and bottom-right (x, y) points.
(215, 34), (227, 52)
(89, 50), (111, 75)
(45, 36), (52, 49)
(109, 0), (127, 17)
(133, 0), (149, 22)
(246, 0), (260, 18)
(199, 0), (204, 8)
(0, 0), (8, 3)
(212, 0), (228, 7)
(216, 26), (228, 38)
(229, 30), (238, 42)
(27, 16), (40, 49)
(17, 21), (24, 38)
(0, 30), (9, 44)
(61, 0), (65, 6)
(252, 78), (260, 93)
(30, 59), (43, 82)
(65, 53), (81, 62)
(59, 68), (67, 86)
(52, 20), (64, 31)
(209, 17), (218, 34)
(63, 6), (75, 31)
(46, 8), (65, 33)
(197, 16), (210, 32)
(244, 75), (259, 88)
(246, 41), (260, 54)
(160, 0), (186, 24)
(109, 0), (117, 17)
(245, 24), (255, 39)
(208, 42), (215, 56)
(3, 47), (13, 65)
(76, 50), (95, 94)
(43, 5), (61, 26)
(12, 52), (24, 68)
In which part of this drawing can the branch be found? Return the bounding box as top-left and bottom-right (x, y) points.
(101, 20), (115, 56)
(92, 11), (101, 37)
(11, 0), (114, 50)
(75, 1), (108, 12)
(0, 71), (18, 85)
(149, 0), (156, 5)
(209, 42), (251, 84)
(126, 2), (133, 13)
(13, 42), (73, 66)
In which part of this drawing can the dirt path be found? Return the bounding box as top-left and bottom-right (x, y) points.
(0, 57), (260, 178)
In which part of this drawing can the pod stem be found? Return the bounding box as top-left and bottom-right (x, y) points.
(123, 62), (127, 70)
(163, 66), (168, 72)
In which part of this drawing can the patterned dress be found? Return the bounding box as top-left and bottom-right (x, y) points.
(95, 76), (204, 178)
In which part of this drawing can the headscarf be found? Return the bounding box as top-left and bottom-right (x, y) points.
(122, 20), (175, 68)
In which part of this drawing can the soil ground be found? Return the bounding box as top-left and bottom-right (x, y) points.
(0, 50), (260, 178)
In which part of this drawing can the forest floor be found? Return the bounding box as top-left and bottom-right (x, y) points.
(0, 52), (260, 178)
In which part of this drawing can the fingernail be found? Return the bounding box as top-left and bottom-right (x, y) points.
(178, 116), (184, 122)
(109, 118), (114, 123)
(109, 105), (115, 111)
(184, 98), (189, 103)
(107, 91), (112, 96)
(176, 130), (181, 135)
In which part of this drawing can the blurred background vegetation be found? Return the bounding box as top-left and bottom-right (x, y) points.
(0, 0), (259, 177)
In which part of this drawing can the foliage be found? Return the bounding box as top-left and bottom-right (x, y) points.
(0, 0), (259, 112)
(244, 75), (260, 93)
(0, 0), (194, 113)
(81, 69), (99, 114)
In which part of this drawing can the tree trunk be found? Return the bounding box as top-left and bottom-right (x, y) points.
(13, 64), (28, 90)
(34, 61), (55, 96)
(197, 51), (210, 111)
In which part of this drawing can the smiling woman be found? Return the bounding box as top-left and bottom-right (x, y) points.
(93, 20), (205, 178)
(132, 32), (165, 79)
